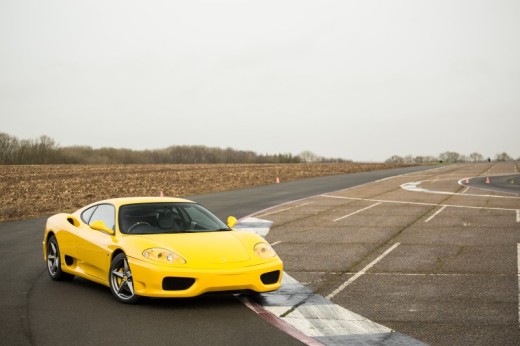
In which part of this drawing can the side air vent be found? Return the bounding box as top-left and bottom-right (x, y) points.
(64, 255), (74, 266)
(67, 217), (80, 227)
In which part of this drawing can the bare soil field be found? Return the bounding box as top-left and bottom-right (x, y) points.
(0, 163), (410, 222)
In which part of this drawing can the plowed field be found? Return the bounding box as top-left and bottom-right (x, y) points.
(0, 163), (410, 222)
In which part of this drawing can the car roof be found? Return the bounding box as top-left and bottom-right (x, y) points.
(89, 197), (195, 208)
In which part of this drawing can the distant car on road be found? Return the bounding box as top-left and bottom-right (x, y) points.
(43, 197), (283, 303)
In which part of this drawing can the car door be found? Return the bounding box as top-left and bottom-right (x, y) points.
(75, 204), (116, 282)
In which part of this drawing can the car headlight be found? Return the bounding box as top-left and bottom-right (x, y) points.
(142, 248), (186, 264)
(254, 242), (276, 259)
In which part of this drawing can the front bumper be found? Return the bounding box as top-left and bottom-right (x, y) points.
(128, 257), (283, 298)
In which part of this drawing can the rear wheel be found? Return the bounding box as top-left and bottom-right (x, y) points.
(109, 253), (140, 304)
(46, 235), (74, 281)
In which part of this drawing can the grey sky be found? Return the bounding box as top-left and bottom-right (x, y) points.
(1, 0), (519, 161)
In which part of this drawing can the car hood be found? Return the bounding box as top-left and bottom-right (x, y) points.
(134, 231), (252, 266)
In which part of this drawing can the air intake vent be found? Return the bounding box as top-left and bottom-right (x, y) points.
(260, 270), (280, 285)
(162, 277), (195, 291)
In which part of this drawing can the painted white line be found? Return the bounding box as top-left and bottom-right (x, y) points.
(424, 205), (447, 223)
(518, 243), (520, 327)
(353, 272), (509, 277)
(517, 210), (520, 223)
(234, 217), (273, 237)
(333, 202), (382, 222)
(256, 273), (425, 345)
(257, 202), (313, 217)
(326, 243), (401, 300)
(238, 168), (442, 344)
(245, 165), (445, 221)
(293, 271), (509, 277)
(401, 179), (520, 199)
(322, 194), (520, 213)
(270, 241), (282, 246)
(300, 271), (510, 285)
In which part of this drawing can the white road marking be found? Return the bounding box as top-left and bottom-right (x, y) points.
(257, 202), (313, 217)
(234, 217), (273, 237)
(424, 205), (447, 223)
(518, 243), (520, 327)
(333, 202), (382, 222)
(400, 179), (520, 199)
(517, 210), (520, 223)
(348, 272), (509, 277)
(322, 194), (520, 213)
(326, 243), (400, 300)
(253, 273), (426, 345)
(270, 241), (282, 246)
(241, 166), (449, 344)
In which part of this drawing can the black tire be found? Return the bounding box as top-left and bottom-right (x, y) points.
(46, 235), (74, 281)
(109, 253), (140, 304)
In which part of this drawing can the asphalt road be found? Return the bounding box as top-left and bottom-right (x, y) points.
(255, 162), (520, 344)
(461, 174), (520, 196)
(188, 166), (433, 219)
(0, 165), (431, 346)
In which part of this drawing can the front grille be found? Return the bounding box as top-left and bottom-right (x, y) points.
(260, 270), (280, 285)
(162, 277), (195, 291)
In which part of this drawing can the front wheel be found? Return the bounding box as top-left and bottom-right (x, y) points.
(109, 253), (140, 304)
(46, 235), (74, 281)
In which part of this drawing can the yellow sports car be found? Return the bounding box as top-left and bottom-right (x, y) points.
(43, 197), (283, 303)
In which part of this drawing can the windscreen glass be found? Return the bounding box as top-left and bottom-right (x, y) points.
(119, 202), (230, 234)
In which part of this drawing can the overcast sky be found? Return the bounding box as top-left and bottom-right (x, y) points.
(1, 0), (519, 161)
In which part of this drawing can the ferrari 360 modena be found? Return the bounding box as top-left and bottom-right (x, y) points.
(43, 197), (283, 303)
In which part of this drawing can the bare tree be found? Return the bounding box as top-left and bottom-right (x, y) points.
(495, 152), (512, 161)
(439, 151), (461, 163)
(299, 150), (320, 163)
(385, 155), (404, 163)
(0, 132), (19, 164)
(469, 152), (483, 162)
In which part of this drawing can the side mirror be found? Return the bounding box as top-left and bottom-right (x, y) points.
(227, 216), (238, 228)
(90, 220), (115, 235)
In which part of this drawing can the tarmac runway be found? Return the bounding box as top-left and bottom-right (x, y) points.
(249, 161), (520, 344)
(2, 163), (519, 345)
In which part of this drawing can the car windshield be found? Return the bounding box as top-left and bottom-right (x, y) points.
(118, 202), (230, 234)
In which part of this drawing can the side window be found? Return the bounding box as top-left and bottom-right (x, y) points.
(89, 204), (116, 230)
(81, 206), (97, 224)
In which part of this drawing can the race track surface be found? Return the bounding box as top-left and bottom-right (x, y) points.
(250, 162), (520, 344)
(3, 163), (519, 345)
(0, 165), (428, 346)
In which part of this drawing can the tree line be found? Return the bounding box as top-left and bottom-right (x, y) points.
(2, 132), (515, 165)
(0, 132), (348, 165)
(385, 151), (516, 164)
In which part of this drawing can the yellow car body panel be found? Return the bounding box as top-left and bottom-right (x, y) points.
(129, 255), (283, 297)
(43, 197), (283, 300)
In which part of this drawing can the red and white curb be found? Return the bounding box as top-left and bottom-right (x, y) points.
(241, 273), (426, 345)
(234, 218), (426, 345)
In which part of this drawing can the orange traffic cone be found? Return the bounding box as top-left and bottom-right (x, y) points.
(465, 178), (469, 184)
(276, 177), (280, 184)
(485, 177), (490, 184)
(160, 191), (164, 197)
